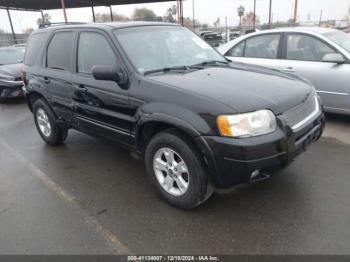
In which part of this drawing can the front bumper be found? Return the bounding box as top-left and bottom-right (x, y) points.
(197, 112), (325, 188)
(0, 80), (24, 99)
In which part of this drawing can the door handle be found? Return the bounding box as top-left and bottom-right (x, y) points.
(43, 77), (51, 84)
(282, 67), (295, 73)
(73, 84), (88, 91)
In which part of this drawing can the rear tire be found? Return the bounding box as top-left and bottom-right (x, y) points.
(33, 99), (68, 146)
(145, 129), (213, 209)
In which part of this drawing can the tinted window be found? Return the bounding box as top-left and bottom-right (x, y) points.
(78, 32), (116, 74)
(244, 34), (280, 59)
(226, 41), (245, 57)
(24, 33), (47, 66)
(286, 34), (337, 62)
(47, 32), (74, 71)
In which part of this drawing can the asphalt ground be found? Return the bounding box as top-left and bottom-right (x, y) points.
(0, 100), (350, 255)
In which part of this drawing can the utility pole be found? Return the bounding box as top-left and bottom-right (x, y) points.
(268, 0), (272, 28)
(253, 0), (256, 29)
(293, 0), (298, 25)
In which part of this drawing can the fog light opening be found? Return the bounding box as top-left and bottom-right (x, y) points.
(250, 170), (271, 183)
(250, 170), (260, 181)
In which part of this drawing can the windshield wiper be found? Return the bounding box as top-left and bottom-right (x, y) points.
(144, 65), (201, 75)
(190, 60), (229, 67)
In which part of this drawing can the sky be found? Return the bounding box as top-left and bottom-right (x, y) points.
(0, 0), (350, 33)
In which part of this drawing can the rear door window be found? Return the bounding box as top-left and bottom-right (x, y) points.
(47, 31), (74, 71)
(226, 41), (245, 57)
(244, 34), (280, 59)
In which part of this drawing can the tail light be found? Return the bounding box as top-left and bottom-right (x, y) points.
(20, 66), (28, 85)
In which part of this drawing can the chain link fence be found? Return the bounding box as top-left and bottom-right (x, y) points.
(0, 33), (29, 48)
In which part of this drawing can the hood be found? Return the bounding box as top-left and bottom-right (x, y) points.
(148, 64), (314, 114)
(0, 63), (23, 78)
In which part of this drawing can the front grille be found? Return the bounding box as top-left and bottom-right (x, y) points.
(283, 95), (318, 130)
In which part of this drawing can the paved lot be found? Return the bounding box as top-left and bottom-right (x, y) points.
(0, 101), (350, 255)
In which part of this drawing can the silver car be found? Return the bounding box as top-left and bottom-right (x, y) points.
(218, 27), (350, 115)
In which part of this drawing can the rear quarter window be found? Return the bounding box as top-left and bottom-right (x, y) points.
(24, 33), (47, 66)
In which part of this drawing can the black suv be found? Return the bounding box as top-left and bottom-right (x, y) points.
(23, 22), (324, 209)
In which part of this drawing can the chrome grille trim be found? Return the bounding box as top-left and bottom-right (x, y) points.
(290, 97), (320, 130)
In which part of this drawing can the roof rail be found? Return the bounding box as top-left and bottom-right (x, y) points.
(38, 22), (87, 29)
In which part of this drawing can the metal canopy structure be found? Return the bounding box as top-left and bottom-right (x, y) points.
(0, 0), (184, 44)
(0, 0), (179, 11)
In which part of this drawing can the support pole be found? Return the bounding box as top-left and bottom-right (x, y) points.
(293, 0), (298, 25)
(225, 16), (228, 43)
(61, 0), (68, 23)
(192, 0), (195, 32)
(253, 0), (256, 29)
(110, 6), (113, 21)
(6, 8), (17, 45)
(268, 0), (272, 28)
(41, 10), (45, 22)
(91, 2), (96, 22)
(181, 0), (184, 25)
(319, 10), (323, 27)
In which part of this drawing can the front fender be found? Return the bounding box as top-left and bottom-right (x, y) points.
(134, 102), (213, 138)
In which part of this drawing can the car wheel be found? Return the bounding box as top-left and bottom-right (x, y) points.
(145, 129), (213, 209)
(33, 99), (68, 145)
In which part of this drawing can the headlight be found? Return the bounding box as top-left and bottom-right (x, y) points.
(217, 110), (276, 138)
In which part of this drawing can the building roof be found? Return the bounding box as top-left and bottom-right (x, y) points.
(0, 0), (177, 11)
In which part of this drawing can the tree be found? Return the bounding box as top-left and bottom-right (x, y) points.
(37, 13), (51, 26)
(213, 17), (221, 28)
(201, 24), (209, 29)
(132, 8), (162, 21)
(95, 12), (129, 22)
(237, 6), (245, 25)
(242, 11), (260, 28)
(163, 5), (177, 23)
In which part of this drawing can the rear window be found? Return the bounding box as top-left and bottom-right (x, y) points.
(24, 33), (47, 66)
(47, 31), (74, 71)
(0, 48), (25, 65)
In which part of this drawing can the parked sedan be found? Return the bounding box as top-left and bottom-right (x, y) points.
(0, 47), (25, 102)
(218, 27), (350, 115)
(200, 32), (224, 47)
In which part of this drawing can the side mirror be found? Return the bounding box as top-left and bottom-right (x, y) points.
(92, 65), (128, 85)
(322, 53), (345, 64)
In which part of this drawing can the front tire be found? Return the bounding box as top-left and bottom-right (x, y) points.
(145, 130), (213, 209)
(33, 99), (68, 146)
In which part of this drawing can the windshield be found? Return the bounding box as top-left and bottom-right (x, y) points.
(323, 30), (350, 53)
(114, 26), (226, 74)
(0, 47), (25, 65)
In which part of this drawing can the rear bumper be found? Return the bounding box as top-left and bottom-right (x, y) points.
(197, 112), (325, 188)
